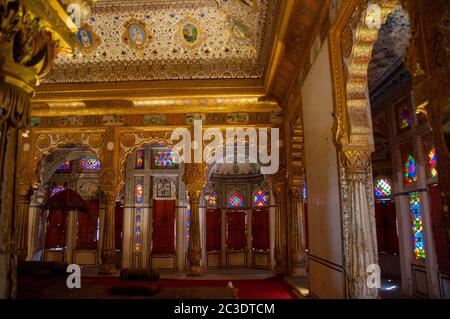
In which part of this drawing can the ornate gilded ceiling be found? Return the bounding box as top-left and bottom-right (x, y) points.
(43, 0), (279, 84)
(368, 8), (411, 92)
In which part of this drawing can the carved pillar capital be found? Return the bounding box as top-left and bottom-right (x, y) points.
(183, 162), (206, 200)
(268, 165), (287, 198)
(289, 184), (303, 202)
(99, 169), (119, 199)
(342, 150), (371, 171)
(342, 149), (372, 182)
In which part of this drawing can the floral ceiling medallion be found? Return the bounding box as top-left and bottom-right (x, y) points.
(75, 23), (101, 54)
(175, 17), (207, 50)
(122, 18), (153, 50)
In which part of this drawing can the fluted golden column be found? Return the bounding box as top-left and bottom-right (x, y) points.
(289, 185), (307, 277)
(183, 163), (206, 276)
(342, 150), (378, 299)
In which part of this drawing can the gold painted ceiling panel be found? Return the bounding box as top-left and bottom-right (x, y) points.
(44, 0), (279, 84)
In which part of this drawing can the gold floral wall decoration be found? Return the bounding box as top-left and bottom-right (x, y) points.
(122, 18), (153, 51)
(175, 17), (207, 51)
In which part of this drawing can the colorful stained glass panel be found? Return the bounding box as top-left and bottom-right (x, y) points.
(51, 185), (66, 197)
(134, 208), (142, 251)
(135, 184), (143, 203)
(80, 157), (100, 170)
(408, 192), (426, 260)
(374, 178), (392, 198)
(253, 190), (269, 207)
(404, 154), (417, 183)
(57, 161), (70, 171)
(153, 151), (178, 169)
(186, 205), (191, 243)
(429, 148), (438, 178)
(207, 192), (218, 207)
(136, 149), (145, 169)
(229, 192), (244, 207)
(399, 105), (412, 129)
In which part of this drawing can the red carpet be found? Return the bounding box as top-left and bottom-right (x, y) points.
(86, 276), (296, 299)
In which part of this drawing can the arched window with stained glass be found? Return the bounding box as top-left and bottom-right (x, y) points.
(207, 192), (218, 207)
(374, 177), (392, 200)
(252, 190), (269, 207)
(229, 192), (244, 208)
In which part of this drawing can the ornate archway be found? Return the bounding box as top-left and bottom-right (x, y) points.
(329, 0), (407, 298)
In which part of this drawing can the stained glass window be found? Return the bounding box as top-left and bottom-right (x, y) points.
(80, 157), (100, 170)
(51, 185), (66, 197)
(57, 161), (70, 171)
(135, 183), (143, 203)
(408, 192), (426, 260)
(134, 208), (142, 252)
(136, 149), (145, 169)
(153, 151), (178, 169)
(229, 192), (244, 207)
(399, 105), (412, 130)
(429, 148), (438, 178)
(207, 192), (218, 207)
(186, 205), (191, 243)
(374, 178), (392, 199)
(404, 154), (417, 183)
(303, 182), (307, 201)
(253, 190), (269, 207)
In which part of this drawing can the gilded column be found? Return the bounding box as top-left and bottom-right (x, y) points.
(289, 184), (307, 277)
(15, 188), (32, 262)
(15, 169), (35, 262)
(99, 170), (118, 274)
(341, 150), (378, 299)
(0, 0), (96, 298)
(269, 167), (286, 273)
(183, 163), (206, 276)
